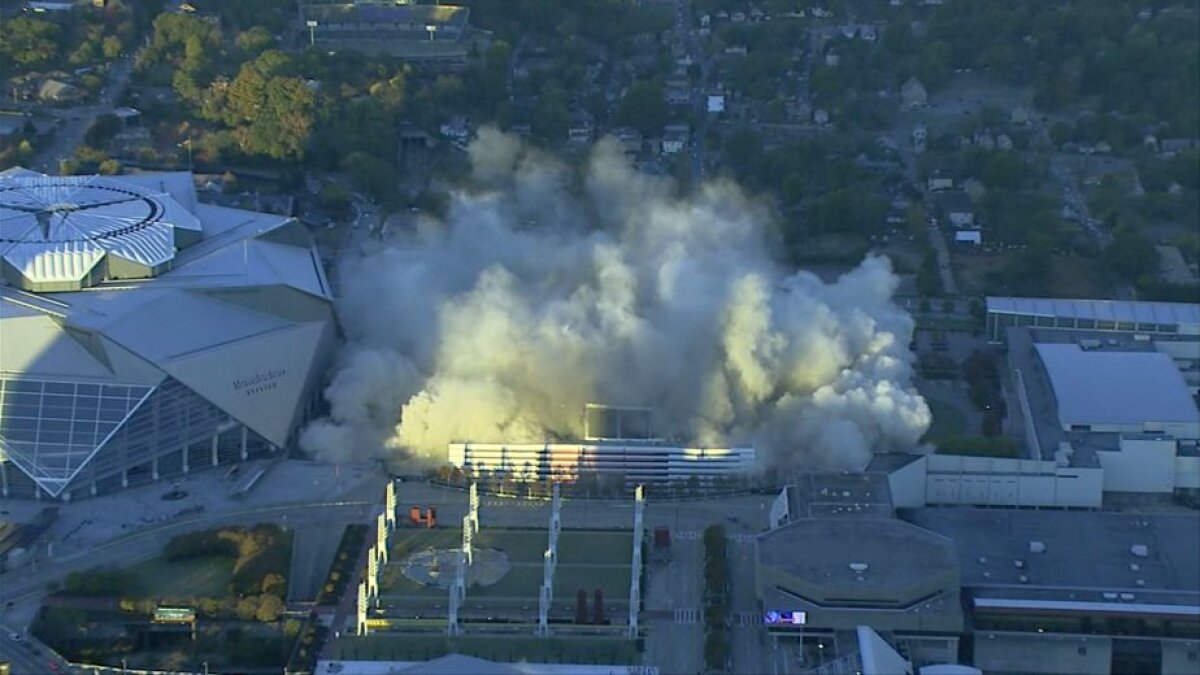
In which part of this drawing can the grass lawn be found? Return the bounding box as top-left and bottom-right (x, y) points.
(330, 633), (638, 664)
(553, 564), (631, 598)
(124, 556), (234, 599)
(922, 397), (969, 443)
(382, 528), (633, 601)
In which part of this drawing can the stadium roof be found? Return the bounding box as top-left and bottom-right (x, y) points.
(1, 169), (334, 496)
(1035, 343), (1200, 428)
(0, 173), (203, 290)
(987, 296), (1200, 328)
(303, 3), (470, 27)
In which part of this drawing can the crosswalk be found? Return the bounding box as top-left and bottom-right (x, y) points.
(735, 611), (760, 626)
(667, 609), (758, 626)
(673, 608), (700, 624)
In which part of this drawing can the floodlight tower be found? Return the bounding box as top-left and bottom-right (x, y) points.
(468, 482), (480, 535)
(627, 484), (645, 637)
(550, 482), (562, 542)
(537, 548), (554, 636)
(462, 514), (475, 566)
(537, 483), (563, 636)
(366, 544), (379, 603)
(356, 580), (369, 636)
(448, 550), (466, 635)
(385, 480), (397, 530)
(376, 512), (389, 566)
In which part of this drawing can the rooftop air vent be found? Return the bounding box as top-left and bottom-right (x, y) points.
(1029, 541), (1046, 554)
(849, 562), (869, 573)
(1131, 544), (1149, 557)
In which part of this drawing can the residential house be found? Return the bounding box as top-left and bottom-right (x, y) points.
(824, 52), (840, 66)
(567, 113), (593, 145)
(27, 1), (77, 12)
(665, 83), (691, 106)
(813, 108), (830, 126)
(996, 133), (1013, 151)
(661, 124), (689, 154)
(706, 94), (726, 113)
(1160, 138), (1198, 158)
(912, 123), (928, 154)
(37, 79), (87, 104)
(940, 191), (975, 229)
(927, 173), (953, 192)
(724, 45), (748, 56)
(612, 127), (643, 155)
(954, 230), (982, 246)
(901, 77), (927, 108)
(439, 116), (471, 143)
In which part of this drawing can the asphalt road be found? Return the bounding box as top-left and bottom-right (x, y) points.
(644, 530), (702, 674)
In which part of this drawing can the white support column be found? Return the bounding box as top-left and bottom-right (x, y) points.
(0, 460), (7, 498)
(448, 550), (466, 635)
(376, 512), (389, 565)
(181, 445), (189, 474)
(550, 483), (561, 540)
(240, 426), (248, 460)
(628, 484), (645, 637)
(385, 480), (397, 530)
(152, 456), (159, 481)
(366, 544), (379, 602)
(211, 433), (219, 467)
(462, 514), (474, 566)
(538, 483), (563, 637)
(468, 482), (480, 535)
(537, 549), (553, 636)
(356, 580), (369, 636)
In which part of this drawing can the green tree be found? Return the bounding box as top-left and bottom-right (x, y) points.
(1106, 224), (1159, 283)
(533, 85), (570, 143)
(236, 26), (276, 55)
(255, 594), (284, 622)
(982, 152), (1024, 191)
(0, 17), (62, 69)
(84, 113), (122, 149)
(617, 81), (669, 137)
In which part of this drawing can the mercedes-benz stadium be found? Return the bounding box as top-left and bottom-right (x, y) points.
(0, 168), (335, 500)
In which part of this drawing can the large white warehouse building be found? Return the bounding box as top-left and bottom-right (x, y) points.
(0, 169), (335, 500)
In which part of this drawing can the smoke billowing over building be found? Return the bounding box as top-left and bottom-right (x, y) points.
(304, 129), (930, 474)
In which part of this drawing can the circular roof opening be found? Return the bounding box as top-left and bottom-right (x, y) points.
(0, 174), (202, 291)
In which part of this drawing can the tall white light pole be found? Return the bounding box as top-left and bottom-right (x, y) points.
(306, 20), (317, 47)
(385, 479), (397, 530)
(627, 484), (645, 637)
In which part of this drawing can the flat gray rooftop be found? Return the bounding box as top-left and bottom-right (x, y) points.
(786, 472), (894, 520)
(759, 518), (958, 596)
(902, 507), (1200, 606)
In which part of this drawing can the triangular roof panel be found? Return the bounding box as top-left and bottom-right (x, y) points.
(158, 322), (329, 446)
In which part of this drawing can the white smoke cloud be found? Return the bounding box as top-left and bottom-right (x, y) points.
(301, 130), (930, 471)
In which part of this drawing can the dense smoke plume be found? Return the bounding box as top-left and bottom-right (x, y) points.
(302, 128), (930, 470)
